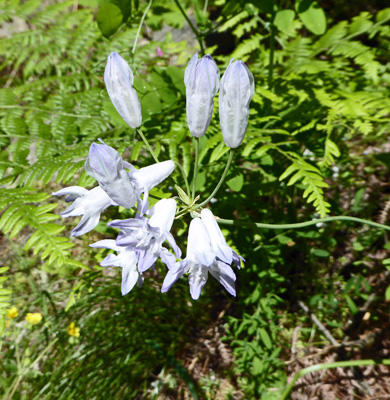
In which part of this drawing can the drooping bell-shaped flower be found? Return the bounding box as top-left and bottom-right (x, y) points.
(85, 139), (136, 209)
(108, 198), (181, 273)
(219, 58), (255, 148)
(104, 51), (142, 129)
(162, 209), (241, 300)
(52, 186), (116, 237)
(90, 239), (144, 296)
(184, 53), (220, 138)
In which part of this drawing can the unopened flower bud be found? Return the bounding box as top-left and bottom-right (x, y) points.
(184, 53), (220, 137)
(85, 139), (136, 208)
(219, 59), (255, 148)
(104, 52), (142, 129)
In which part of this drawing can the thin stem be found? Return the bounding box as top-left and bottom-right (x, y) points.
(175, 161), (191, 199)
(173, 0), (205, 55)
(191, 137), (200, 201)
(268, 23), (276, 89)
(136, 128), (159, 163)
(217, 215), (390, 232)
(132, 0), (154, 55)
(203, 0), (208, 14)
(280, 359), (390, 400)
(194, 149), (234, 210)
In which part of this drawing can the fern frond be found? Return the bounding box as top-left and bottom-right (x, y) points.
(219, 10), (249, 32)
(0, 188), (84, 269)
(231, 34), (264, 61)
(259, 145), (330, 217)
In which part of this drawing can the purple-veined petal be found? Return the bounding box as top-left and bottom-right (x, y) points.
(85, 141), (137, 209)
(149, 198), (177, 232)
(90, 239), (123, 252)
(52, 186), (89, 202)
(71, 212), (101, 237)
(163, 231), (182, 258)
(201, 208), (233, 264)
(121, 252), (139, 295)
(209, 261), (236, 296)
(160, 247), (177, 269)
(161, 260), (190, 293)
(187, 218), (215, 266)
(188, 264), (209, 300)
(130, 160), (175, 192)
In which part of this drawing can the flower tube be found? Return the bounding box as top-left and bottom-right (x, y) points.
(104, 52), (142, 129)
(219, 59), (255, 148)
(184, 53), (220, 137)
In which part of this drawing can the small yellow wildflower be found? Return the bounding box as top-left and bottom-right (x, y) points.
(67, 322), (80, 337)
(25, 312), (43, 325)
(6, 306), (18, 319)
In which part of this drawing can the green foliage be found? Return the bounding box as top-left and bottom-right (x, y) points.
(0, 267), (11, 335)
(2, 1), (390, 399)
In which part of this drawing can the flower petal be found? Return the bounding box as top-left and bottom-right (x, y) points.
(85, 141), (137, 209)
(90, 239), (123, 251)
(149, 198), (177, 232)
(52, 186), (89, 202)
(201, 209), (233, 265)
(130, 160), (175, 192)
(209, 261), (236, 296)
(161, 260), (189, 293)
(188, 264), (208, 300)
(187, 218), (215, 266)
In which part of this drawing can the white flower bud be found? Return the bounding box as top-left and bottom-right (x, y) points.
(104, 52), (142, 129)
(184, 53), (220, 137)
(219, 59), (255, 148)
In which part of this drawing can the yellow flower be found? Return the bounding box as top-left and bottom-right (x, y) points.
(6, 306), (18, 319)
(25, 312), (43, 325)
(67, 322), (80, 337)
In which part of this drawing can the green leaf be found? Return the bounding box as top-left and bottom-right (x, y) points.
(311, 248), (330, 258)
(259, 327), (272, 349)
(227, 173), (244, 192)
(274, 10), (295, 34)
(344, 294), (358, 314)
(376, 8), (390, 23)
(97, 3), (123, 38)
(252, 356), (264, 375)
(385, 285), (390, 301)
(295, 0), (326, 35)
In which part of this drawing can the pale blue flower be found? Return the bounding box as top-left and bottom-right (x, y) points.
(51, 186), (115, 237)
(162, 209), (241, 300)
(219, 59), (255, 148)
(54, 141), (175, 236)
(109, 198), (181, 273)
(184, 53), (220, 138)
(104, 52), (142, 129)
(90, 239), (143, 295)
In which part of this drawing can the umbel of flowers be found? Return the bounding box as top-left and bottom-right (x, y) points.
(52, 52), (254, 300)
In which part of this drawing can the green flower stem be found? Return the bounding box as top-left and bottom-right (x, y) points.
(280, 359), (390, 400)
(217, 215), (390, 232)
(173, 0), (205, 55)
(191, 137), (200, 201)
(132, 0), (154, 56)
(136, 128), (160, 163)
(175, 161), (191, 198)
(194, 149), (234, 210)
